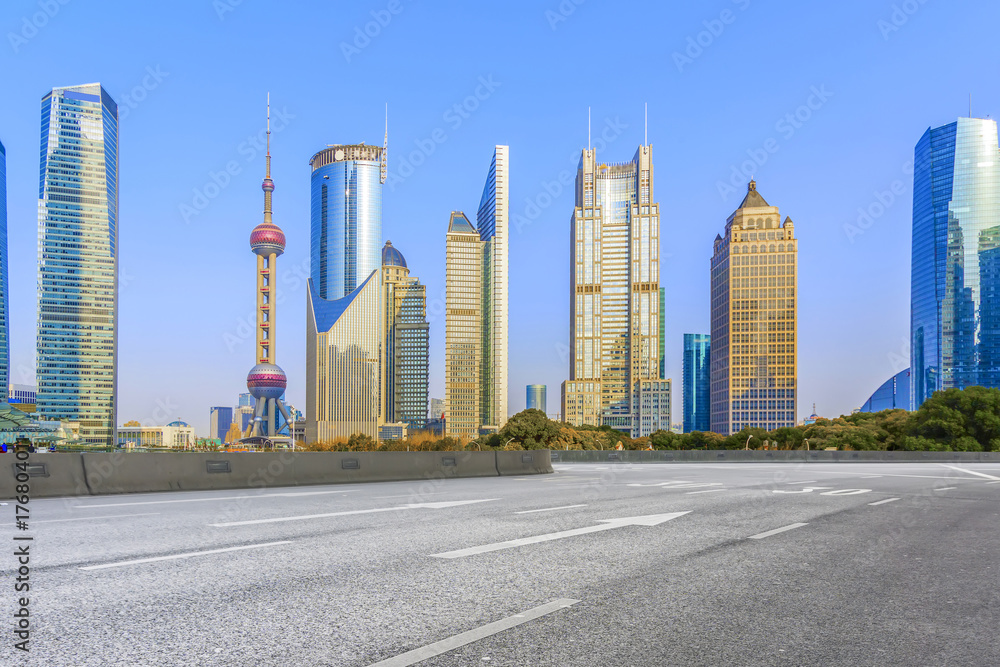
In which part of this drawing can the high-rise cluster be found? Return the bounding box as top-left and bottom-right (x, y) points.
(444, 146), (509, 439)
(560, 144), (669, 438)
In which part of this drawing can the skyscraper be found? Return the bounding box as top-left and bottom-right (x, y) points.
(526, 384), (547, 412)
(683, 334), (711, 432)
(444, 145), (509, 439)
(209, 406), (233, 442)
(710, 180), (798, 435)
(382, 241), (429, 429)
(911, 117), (1000, 408)
(245, 99), (293, 440)
(659, 288), (666, 380)
(0, 139), (8, 398)
(36, 84), (119, 445)
(561, 143), (666, 438)
(307, 134), (390, 443)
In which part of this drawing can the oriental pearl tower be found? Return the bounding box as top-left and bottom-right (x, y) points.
(245, 95), (293, 442)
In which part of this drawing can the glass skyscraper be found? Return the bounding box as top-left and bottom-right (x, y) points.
(37, 84), (119, 445)
(382, 241), (429, 429)
(860, 369), (910, 413)
(683, 334), (711, 432)
(526, 384), (546, 412)
(309, 145), (383, 301)
(0, 139), (8, 397)
(911, 118), (1000, 408)
(209, 406), (233, 442)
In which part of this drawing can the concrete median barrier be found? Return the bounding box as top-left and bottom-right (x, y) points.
(0, 453), (90, 500)
(496, 450), (553, 475)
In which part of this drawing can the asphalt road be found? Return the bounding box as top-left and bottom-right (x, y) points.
(3, 461), (1000, 666)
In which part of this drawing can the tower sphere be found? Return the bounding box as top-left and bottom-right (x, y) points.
(262, 177), (274, 192)
(250, 222), (285, 256)
(247, 362), (287, 400)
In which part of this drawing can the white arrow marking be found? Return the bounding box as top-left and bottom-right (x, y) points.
(773, 487), (833, 494)
(209, 499), (497, 527)
(940, 465), (1000, 481)
(430, 512), (690, 559)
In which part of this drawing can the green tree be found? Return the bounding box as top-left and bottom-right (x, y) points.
(907, 386), (1000, 451)
(500, 409), (563, 449)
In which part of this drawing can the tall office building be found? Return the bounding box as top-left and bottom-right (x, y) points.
(307, 135), (389, 443)
(36, 84), (119, 445)
(444, 146), (509, 438)
(209, 406), (233, 442)
(235, 393), (254, 434)
(911, 117), (1000, 407)
(710, 180), (798, 435)
(561, 144), (666, 438)
(382, 241), (429, 429)
(683, 334), (711, 432)
(429, 398), (445, 421)
(0, 140), (8, 397)
(658, 288), (666, 379)
(526, 384), (546, 412)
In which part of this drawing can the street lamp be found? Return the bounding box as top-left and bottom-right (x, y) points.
(745, 434), (754, 450)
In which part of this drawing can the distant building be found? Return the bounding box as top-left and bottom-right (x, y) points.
(36, 83), (119, 446)
(235, 393), (254, 434)
(382, 241), (429, 429)
(210, 407), (233, 442)
(710, 180), (798, 435)
(117, 421), (196, 449)
(526, 385), (547, 413)
(634, 379), (672, 436)
(429, 398), (445, 421)
(803, 405), (820, 426)
(860, 369), (911, 413)
(682, 334), (711, 432)
(8, 385), (36, 405)
(379, 422), (408, 441)
(911, 117), (1000, 408)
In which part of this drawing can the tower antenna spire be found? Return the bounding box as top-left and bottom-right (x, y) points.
(381, 103), (388, 184)
(266, 92), (271, 176)
(588, 106), (591, 151)
(644, 102), (648, 146)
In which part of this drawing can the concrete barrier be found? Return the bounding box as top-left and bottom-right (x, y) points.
(551, 450), (994, 464)
(0, 450), (549, 499)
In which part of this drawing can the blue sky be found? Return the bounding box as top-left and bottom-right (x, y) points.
(1, 0), (998, 435)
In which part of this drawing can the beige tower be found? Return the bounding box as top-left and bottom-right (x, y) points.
(709, 180), (798, 435)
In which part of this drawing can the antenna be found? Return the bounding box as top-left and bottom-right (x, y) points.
(266, 92), (271, 154)
(588, 106), (591, 151)
(381, 103), (388, 184)
(970, 93), (972, 118)
(644, 102), (648, 146)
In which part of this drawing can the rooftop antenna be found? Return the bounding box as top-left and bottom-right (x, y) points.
(969, 93), (972, 118)
(644, 102), (648, 146)
(588, 106), (591, 151)
(380, 103), (388, 184)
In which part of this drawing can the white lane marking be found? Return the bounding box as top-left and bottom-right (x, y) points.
(210, 499), (498, 527)
(940, 465), (1000, 481)
(785, 481), (818, 485)
(373, 492), (451, 500)
(748, 523), (809, 540)
(935, 487), (956, 491)
(861, 475), (883, 478)
(369, 599), (580, 667)
(80, 541), (292, 570)
(74, 490), (353, 508)
(35, 512), (161, 524)
(773, 487), (833, 494)
(686, 489), (726, 495)
(431, 512), (690, 559)
(868, 498), (900, 506)
(987, 481), (1000, 485)
(515, 504), (588, 514)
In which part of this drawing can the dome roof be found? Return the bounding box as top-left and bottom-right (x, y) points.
(382, 240), (406, 268)
(250, 222), (285, 256)
(167, 420), (189, 428)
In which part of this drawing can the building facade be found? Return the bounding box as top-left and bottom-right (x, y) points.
(526, 384), (547, 412)
(860, 369), (911, 413)
(36, 84), (119, 445)
(710, 181), (798, 435)
(209, 406), (233, 442)
(444, 146), (509, 439)
(683, 333), (711, 432)
(0, 140), (8, 397)
(561, 144), (665, 437)
(381, 241), (429, 429)
(117, 421), (195, 450)
(911, 118), (1000, 408)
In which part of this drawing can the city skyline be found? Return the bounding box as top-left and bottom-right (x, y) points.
(1, 2), (997, 435)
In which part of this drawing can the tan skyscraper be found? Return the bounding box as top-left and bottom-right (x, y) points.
(561, 144), (669, 437)
(710, 180), (798, 435)
(444, 146), (509, 439)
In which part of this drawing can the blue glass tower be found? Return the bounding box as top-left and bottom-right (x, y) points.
(526, 385), (546, 412)
(37, 84), (119, 445)
(0, 139), (8, 397)
(860, 369), (910, 413)
(309, 144), (384, 301)
(911, 118), (1000, 409)
(683, 334), (710, 432)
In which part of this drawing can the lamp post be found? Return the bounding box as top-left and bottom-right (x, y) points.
(745, 434), (753, 450)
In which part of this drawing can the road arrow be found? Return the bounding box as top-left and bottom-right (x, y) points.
(430, 512), (690, 559)
(209, 499), (497, 527)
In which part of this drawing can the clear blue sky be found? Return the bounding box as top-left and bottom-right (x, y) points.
(2, 0), (998, 435)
